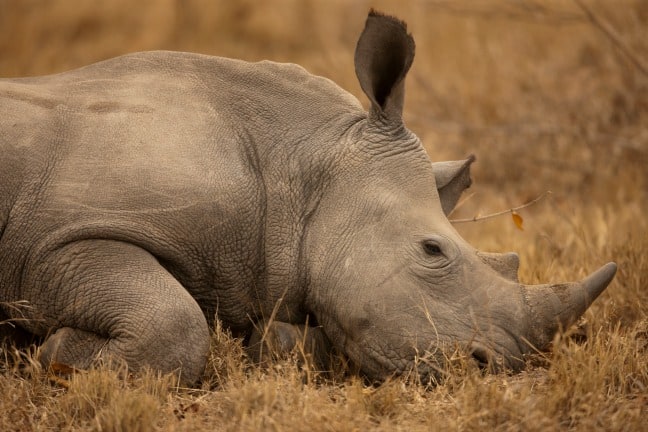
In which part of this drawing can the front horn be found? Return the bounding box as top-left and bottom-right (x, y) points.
(521, 262), (617, 350)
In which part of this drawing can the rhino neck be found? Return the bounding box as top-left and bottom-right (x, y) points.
(200, 56), (366, 326)
(252, 116), (365, 326)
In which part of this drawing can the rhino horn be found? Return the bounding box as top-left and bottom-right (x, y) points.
(522, 262), (617, 350)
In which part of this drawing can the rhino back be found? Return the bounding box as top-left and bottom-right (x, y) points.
(0, 51), (364, 331)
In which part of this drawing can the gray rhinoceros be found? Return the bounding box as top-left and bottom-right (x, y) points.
(0, 11), (616, 384)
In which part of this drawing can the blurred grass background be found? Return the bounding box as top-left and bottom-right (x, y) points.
(1, 1), (647, 430)
(3, 0), (644, 276)
(2, 0), (644, 206)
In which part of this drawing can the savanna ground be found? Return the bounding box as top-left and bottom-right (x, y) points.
(0, 0), (647, 430)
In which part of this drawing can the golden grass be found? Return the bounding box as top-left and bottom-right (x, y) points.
(1, 0), (647, 430)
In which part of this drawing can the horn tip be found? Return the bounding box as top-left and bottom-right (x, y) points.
(583, 262), (617, 299)
(601, 261), (618, 282)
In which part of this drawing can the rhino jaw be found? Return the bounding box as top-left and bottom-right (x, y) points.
(522, 262), (617, 350)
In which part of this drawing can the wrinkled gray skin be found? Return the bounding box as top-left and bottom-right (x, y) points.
(0, 11), (616, 384)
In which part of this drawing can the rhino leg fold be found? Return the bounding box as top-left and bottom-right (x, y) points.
(246, 321), (334, 371)
(33, 240), (210, 385)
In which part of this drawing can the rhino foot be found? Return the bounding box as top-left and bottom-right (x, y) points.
(246, 321), (335, 371)
(39, 327), (105, 371)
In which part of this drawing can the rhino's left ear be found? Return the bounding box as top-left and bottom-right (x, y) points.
(354, 10), (415, 123)
(433, 155), (476, 216)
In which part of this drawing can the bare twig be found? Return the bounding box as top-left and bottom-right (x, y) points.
(573, 0), (648, 77)
(450, 191), (552, 224)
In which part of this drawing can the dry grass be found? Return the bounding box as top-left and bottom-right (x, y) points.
(1, 0), (647, 430)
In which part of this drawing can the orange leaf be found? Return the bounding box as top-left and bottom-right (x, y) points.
(512, 211), (524, 230)
(49, 362), (77, 375)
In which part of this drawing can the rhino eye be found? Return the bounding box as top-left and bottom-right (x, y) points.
(422, 240), (443, 256)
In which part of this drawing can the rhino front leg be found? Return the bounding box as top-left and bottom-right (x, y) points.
(31, 240), (210, 385)
(247, 321), (334, 370)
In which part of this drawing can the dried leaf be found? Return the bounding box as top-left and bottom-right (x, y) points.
(512, 211), (524, 231)
(49, 362), (77, 375)
(47, 374), (71, 388)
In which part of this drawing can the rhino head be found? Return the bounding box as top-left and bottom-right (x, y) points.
(286, 11), (617, 382)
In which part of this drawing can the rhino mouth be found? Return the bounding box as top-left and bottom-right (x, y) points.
(342, 330), (526, 383)
(407, 343), (523, 383)
(342, 336), (466, 384)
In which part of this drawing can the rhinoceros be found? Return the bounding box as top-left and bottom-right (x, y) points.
(0, 11), (616, 384)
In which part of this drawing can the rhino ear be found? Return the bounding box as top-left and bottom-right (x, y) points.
(432, 155), (476, 215)
(354, 10), (415, 123)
